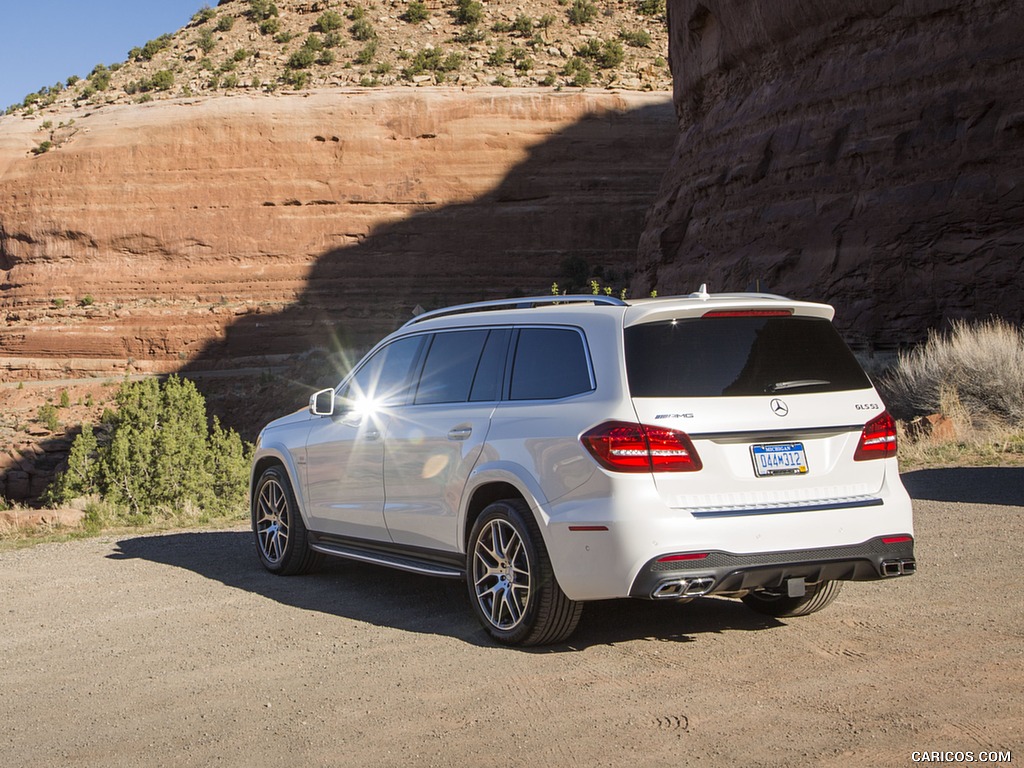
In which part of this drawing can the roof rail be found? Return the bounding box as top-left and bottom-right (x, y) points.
(402, 294), (627, 327)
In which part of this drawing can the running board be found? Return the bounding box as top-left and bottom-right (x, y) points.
(309, 541), (465, 579)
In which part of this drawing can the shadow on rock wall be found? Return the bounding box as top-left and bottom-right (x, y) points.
(182, 100), (676, 435)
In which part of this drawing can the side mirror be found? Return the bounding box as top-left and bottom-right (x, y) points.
(309, 388), (335, 416)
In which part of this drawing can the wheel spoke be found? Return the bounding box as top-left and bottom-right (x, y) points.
(472, 516), (532, 631)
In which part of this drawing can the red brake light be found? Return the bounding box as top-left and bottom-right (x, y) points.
(701, 309), (793, 318)
(657, 552), (709, 563)
(581, 421), (702, 472)
(854, 411), (898, 460)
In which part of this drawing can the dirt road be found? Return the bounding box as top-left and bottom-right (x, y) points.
(2, 467), (1020, 767)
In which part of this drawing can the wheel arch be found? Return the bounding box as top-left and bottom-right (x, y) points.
(250, 448), (307, 523)
(462, 480), (532, 553)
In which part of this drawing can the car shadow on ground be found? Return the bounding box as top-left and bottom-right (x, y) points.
(110, 530), (782, 650)
(901, 466), (1024, 507)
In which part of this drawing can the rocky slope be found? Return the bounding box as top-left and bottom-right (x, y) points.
(8, 0), (670, 115)
(634, 0), (1024, 346)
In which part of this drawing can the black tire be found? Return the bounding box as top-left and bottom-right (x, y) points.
(251, 465), (320, 575)
(741, 580), (843, 618)
(467, 499), (583, 646)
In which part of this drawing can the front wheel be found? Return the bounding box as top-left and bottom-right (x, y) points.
(741, 580), (843, 618)
(252, 465), (320, 575)
(467, 499), (582, 646)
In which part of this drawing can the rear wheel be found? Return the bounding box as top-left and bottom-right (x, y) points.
(467, 499), (582, 646)
(741, 580), (843, 618)
(252, 465), (320, 575)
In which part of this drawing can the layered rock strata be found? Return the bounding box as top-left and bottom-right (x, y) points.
(0, 89), (675, 378)
(636, 0), (1024, 345)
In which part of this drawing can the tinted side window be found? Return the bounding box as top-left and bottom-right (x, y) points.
(510, 328), (593, 401)
(341, 335), (426, 406)
(470, 329), (511, 402)
(625, 316), (871, 397)
(415, 330), (490, 405)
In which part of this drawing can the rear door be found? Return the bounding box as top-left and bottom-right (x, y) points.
(382, 328), (510, 551)
(624, 312), (887, 514)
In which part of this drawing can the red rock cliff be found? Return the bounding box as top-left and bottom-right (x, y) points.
(635, 0), (1024, 344)
(0, 89), (675, 378)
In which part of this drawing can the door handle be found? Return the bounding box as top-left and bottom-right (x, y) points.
(447, 426), (472, 441)
(363, 430), (381, 441)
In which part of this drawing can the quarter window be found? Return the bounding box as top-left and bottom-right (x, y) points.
(510, 328), (593, 401)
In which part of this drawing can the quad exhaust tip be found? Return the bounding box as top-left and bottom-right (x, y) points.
(881, 558), (917, 577)
(652, 576), (715, 599)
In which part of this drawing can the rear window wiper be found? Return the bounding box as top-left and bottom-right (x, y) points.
(767, 379), (831, 392)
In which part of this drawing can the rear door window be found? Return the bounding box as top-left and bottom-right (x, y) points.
(414, 330), (490, 405)
(510, 327), (594, 400)
(625, 316), (871, 397)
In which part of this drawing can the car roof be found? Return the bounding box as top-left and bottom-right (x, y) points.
(400, 289), (835, 333)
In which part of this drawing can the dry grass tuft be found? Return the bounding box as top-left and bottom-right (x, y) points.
(881, 318), (1024, 430)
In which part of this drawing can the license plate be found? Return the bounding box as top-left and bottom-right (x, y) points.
(751, 442), (808, 477)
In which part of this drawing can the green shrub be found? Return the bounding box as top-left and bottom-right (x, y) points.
(283, 70), (309, 88)
(88, 65), (111, 90)
(567, 0), (598, 25)
(137, 34), (173, 61)
(150, 70), (175, 91)
(315, 10), (344, 32)
(488, 44), (508, 67)
(511, 14), (533, 36)
(348, 5), (366, 21)
(51, 298), (66, 308)
(323, 31), (343, 48)
(453, 0), (483, 25)
(452, 25), (486, 43)
(318, 49), (335, 66)
(248, 0), (278, 21)
(232, 48), (250, 62)
(303, 34), (323, 51)
(59, 390), (71, 408)
(79, 294), (94, 307)
(637, 0), (666, 16)
(198, 29), (216, 53)
(401, 2), (429, 23)
(537, 13), (556, 29)
(355, 41), (378, 65)
(274, 30), (296, 43)
(46, 377), (251, 518)
(563, 57), (592, 86)
(619, 28), (651, 47)
(38, 403), (60, 432)
(216, 15), (235, 32)
(259, 17), (280, 35)
(31, 141), (53, 156)
(192, 6), (216, 24)
(288, 47), (316, 69)
(351, 19), (376, 41)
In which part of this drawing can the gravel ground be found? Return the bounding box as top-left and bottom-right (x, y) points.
(1, 467), (1021, 767)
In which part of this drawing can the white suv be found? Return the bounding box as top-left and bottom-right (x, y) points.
(250, 290), (915, 645)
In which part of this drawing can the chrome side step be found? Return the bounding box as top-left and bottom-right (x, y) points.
(310, 542), (464, 579)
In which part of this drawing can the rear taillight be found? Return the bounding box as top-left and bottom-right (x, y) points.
(581, 421), (703, 472)
(854, 411), (898, 460)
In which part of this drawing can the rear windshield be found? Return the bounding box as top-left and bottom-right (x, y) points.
(625, 316), (871, 397)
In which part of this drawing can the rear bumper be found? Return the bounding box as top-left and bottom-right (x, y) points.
(628, 535), (916, 599)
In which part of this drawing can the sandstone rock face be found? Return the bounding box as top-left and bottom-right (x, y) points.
(635, 0), (1024, 345)
(0, 89), (675, 377)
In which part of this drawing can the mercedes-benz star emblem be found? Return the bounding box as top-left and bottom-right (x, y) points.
(770, 398), (789, 417)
